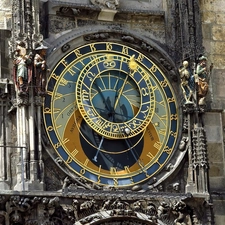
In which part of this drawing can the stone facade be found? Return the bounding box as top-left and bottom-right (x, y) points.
(200, 0), (225, 224)
(0, 0), (225, 224)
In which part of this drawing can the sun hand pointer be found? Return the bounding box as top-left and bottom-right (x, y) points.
(114, 55), (137, 111)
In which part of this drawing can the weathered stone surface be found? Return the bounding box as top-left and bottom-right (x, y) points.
(216, 13), (225, 24)
(201, 11), (216, 24)
(204, 112), (223, 142)
(211, 42), (225, 54)
(211, 69), (225, 98)
(212, 25), (225, 41)
(207, 143), (224, 163)
(209, 163), (224, 177)
(202, 23), (212, 39)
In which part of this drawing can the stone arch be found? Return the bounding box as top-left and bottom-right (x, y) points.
(74, 210), (162, 225)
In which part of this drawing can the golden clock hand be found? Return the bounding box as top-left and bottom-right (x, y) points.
(113, 55), (137, 111)
(113, 75), (128, 110)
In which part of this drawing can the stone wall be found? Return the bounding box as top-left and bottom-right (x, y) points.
(200, 0), (225, 224)
(0, 0), (11, 29)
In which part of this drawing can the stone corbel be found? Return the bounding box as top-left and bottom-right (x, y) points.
(98, 8), (117, 21)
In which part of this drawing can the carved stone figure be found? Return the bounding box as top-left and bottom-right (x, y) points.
(172, 200), (191, 225)
(179, 60), (193, 104)
(90, 0), (119, 9)
(34, 44), (48, 96)
(13, 42), (32, 95)
(195, 56), (212, 105)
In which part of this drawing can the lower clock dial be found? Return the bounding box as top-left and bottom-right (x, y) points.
(43, 41), (179, 187)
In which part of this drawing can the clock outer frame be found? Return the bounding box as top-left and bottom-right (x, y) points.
(43, 27), (185, 188)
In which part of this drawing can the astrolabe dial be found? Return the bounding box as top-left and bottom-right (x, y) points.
(76, 54), (155, 139)
(43, 42), (179, 187)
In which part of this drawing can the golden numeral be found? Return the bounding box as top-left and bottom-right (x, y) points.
(90, 44), (96, 52)
(170, 131), (177, 137)
(106, 43), (112, 51)
(66, 156), (73, 164)
(147, 151), (154, 160)
(55, 92), (63, 100)
(110, 167), (117, 175)
(61, 59), (68, 67)
(63, 138), (69, 145)
(80, 168), (85, 175)
(84, 159), (89, 166)
(171, 114), (178, 120)
(122, 46), (129, 55)
(168, 97), (175, 103)
(74, 49), (82, 57)
(54, 142), (61, 149)
(44, 107), (51, 114)
(59, 77), (68, 86)
(51, 73), (59, 80)
(159, 129), (166, 136)
(71, 149), (79, 157)
(124, 166), (130, 173)
(56, 124), (62, 129)
(137, 53), (144, 62)
(67, 67), (76, 76)
(164, 146), (172, 154)
(150, 65), (157, 73)
(53, 108), (61, 114)
(154, 141), (162, 150)
(160, 80), (168, 87)
(47, 91), (53, 96)
(47, 126), (53, 132)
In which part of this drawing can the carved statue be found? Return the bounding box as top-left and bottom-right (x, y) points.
(90, 0), (119, 9)
(172, 200), (191, 225)
(195, 56), (213, 105)
(34, 44), (48, 96)
(13, 42), (32, 95)
(179, 61), (193, 104)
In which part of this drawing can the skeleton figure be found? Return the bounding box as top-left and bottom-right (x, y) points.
(179, 61), (193, 104)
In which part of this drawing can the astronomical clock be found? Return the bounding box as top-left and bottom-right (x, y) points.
(43, 34), (182, 190)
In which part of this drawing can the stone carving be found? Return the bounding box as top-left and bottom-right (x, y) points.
(13, 42), (32, 95)
(172, 200), (192, 225)
(121, 35), (136, 43)
(34, 44), (48, 96)
(84, 33), (110, 41)
(61, 43), (70, 53)
(90, 0), (120, 10)
(141, 42), (153, 52)
(179, 136), (189, 151)
(179, 61), (194, 104)
(0, 193), (212, 224)
(194, 56), (213, 105)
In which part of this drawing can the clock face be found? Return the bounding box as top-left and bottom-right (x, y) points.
(43, 42), (179, 187)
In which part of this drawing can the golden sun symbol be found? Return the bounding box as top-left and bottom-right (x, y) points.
(128, 54), (138, 70)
